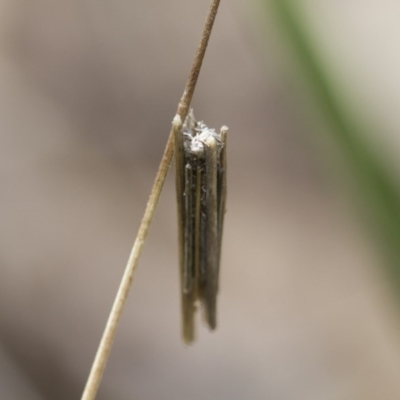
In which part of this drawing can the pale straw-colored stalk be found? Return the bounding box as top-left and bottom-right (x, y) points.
(81, 1), (221, 399)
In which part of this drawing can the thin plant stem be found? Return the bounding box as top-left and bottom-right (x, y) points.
(81, 1), (221, 399)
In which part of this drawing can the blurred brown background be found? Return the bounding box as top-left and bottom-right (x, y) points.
(1, 1), (400, 399)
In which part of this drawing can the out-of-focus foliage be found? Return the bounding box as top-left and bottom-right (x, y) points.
(267, 0), (400, 289)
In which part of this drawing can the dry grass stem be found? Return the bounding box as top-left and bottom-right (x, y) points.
(81, 1), (221, 399)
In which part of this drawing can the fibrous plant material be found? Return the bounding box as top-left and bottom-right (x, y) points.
(173, 110), (227, 343)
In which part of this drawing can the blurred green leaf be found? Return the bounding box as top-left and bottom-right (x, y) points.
(265, 0), (400, 287)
